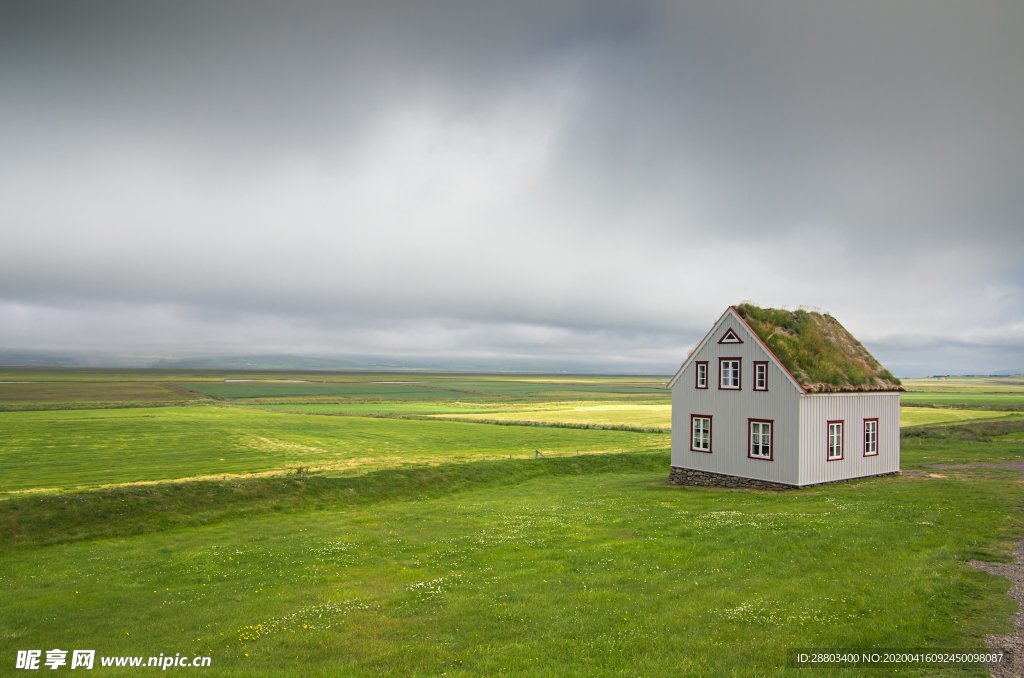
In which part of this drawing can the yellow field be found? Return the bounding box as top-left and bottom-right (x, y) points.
(433, 401), (1020, 430)
(432, 402), (671, 429)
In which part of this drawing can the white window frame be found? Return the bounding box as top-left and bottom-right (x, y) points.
(827, 421), (844, 460)
(863, 419), (878, 457)
(695, 362), (708, 389)
(690, 415), (711, 452)
(719, 358), (741, 390)
(753, 361), (768, 391)
(748, 419), (773, 460)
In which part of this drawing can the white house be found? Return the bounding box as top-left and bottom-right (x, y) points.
(667, 304), (902, 489)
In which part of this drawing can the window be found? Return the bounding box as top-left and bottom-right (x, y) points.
(748, 419), (773, 460)
(719, 358), (741, 390)
(863, 418), (878, 456)
(690, 415), (712, 452)
(718, 327), (743, 344)
(753, 361), (768, 391)
(827, 421), (844, 460)
(695, 362), (708, 389)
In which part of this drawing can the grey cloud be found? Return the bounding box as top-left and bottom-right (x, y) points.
(1, 1), (1022, 374)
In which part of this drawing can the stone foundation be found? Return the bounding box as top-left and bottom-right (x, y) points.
(668, 466), (795, 491)
(669, 466), (901, 490)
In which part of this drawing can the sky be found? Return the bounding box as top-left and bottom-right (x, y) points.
(1, 1), (1022, 375)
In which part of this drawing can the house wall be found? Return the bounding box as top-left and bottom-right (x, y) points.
(797, 392), (901, 485)
(671, 311), (802, 486)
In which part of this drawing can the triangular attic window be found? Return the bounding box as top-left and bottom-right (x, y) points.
(718, 327), (743, 344)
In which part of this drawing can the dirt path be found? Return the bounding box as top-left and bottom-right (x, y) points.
(963, 460), (1024, 677)
(972, 542), (1023, 677)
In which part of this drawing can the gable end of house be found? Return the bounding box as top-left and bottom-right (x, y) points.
(666, 307), (804, 393)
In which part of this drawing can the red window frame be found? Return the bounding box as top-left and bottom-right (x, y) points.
(863, 418), (879, 457)
(695, 361), (709, 390)
(747, 418), (774, 461)
(717, 327), (744, 344)
(753, 361), (768, 391)
(718, 357), (741, 390)
(827, 420), (844, 461)
(690, 414), (712, 453)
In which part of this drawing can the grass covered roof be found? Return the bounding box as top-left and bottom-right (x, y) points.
(734, 304), (903, 393)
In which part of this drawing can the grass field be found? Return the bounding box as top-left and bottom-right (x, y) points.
(434, 402), (1022, 430)
(903, 376), (1024, 393)
(0, 405), (667, 496)
(903, 377), (1024, 411)
(0, 381), (189, 404)
(899, 407), (1021, 427)
(2, 427), (1021, 675)
(429, 402), (673, 430)
(902, 392), (1024, 410)
(1, 370), (1022, 675)
(182, 376), (668, 402)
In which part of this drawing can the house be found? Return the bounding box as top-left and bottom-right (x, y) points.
(667, 304), (902, 489)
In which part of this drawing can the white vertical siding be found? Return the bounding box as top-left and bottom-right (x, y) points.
(797, 393), (900, 485)
(671, 312), (802, 485)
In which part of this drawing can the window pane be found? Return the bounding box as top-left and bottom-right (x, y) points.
(865, 421), (877, 454)
(828, 423), (842, 458)
(750, 422), (770, 457)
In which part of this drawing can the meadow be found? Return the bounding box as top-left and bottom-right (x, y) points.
(1, 370), (1022, 675)
(0, 406), (666, 495)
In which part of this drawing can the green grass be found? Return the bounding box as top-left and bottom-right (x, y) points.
(0, 405), (667, 495)
(251, 402), (498, 416)
(1, 370), (1022, 675)
(902, 419), (1024, 468)
(1, 424), (1021, 675)
(422, 378), (668, 399)
(184, 381), (498, 401)
(185, 377), (669, 403)
(901, 392), (1024, 411)
(900, 406), (1022, 427)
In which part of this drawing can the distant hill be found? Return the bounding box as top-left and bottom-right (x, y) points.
(152, 354), (374, 371)
(0, 350), (86, 367)
(0, 349), (668, 375)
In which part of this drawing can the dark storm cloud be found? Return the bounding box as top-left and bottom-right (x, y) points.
(1, 1), (1021, 373)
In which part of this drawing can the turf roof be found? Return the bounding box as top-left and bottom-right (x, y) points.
(734, 304), (903, 393)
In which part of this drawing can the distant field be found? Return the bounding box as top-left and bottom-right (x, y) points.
(0, 381), (189, 405)
(0, 405), (668, 495)
(902, 376), (1024, 411)
(248, 400), (1019, 431)
(901, 392), (1024, 410)
(423, 378), (667, 400)
(903, 376), (1024, 392)
(258, 402), (498, 416)
(900, 407), (1020, 427)
(431, 402), (672, 430)
(436, 402), (1021, 430)
(183, 376), (668, 402)
(186, 381), (497, 401)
